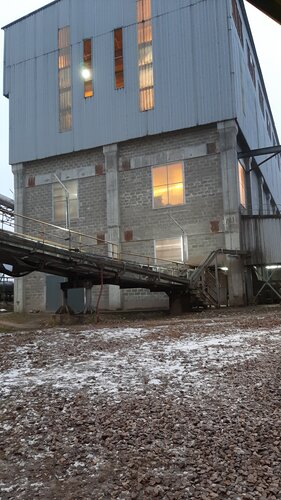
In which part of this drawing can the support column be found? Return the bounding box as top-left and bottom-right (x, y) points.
(218, 120), (246, 306)
(11, 164), (24, 312)
(103, 144), (121, 310)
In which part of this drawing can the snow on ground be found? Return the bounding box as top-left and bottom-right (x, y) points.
(1, 324), (280, 400)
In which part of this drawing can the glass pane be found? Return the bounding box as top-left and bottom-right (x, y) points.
(137, 0), (151, 23)
(54, 200), (65, 222)
(167, 163), (183, 184)
(138, 43), (153, 66)
(59, 68), (71, 88)
(58, 26), (70, 49)
(155, 238), (182, 263)
(152, 166), (167, 187)
(153, 186), (168, 208)
(168, 183), (184, 206)
(139, 64), (153, 89)
(139, 87), (154, 111)
(137, 21), (152, 44)
(83, 39), (92, 63)
(238, 162), (246, 207)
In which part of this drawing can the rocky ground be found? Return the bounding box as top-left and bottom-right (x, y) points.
(0, 306), (280, 499)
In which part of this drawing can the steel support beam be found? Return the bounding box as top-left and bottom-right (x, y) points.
(238, 145), (281, 160)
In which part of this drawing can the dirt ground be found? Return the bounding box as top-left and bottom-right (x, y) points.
(0, 306), (280, 499)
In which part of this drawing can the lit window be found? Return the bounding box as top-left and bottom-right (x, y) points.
(247, 43), (256, 87)
(53, 180), (78, 223)
(83, 39), (93, 98)
(238, 161), (246, 208)
(152, 162), (184, 208)
(232, 0), (243, 47)
(58, 27), (72, 131)
(137, 0), (154, 111)
(114, 29), (124, 89)
(155, 237), (183, 263)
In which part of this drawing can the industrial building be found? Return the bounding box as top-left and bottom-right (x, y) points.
(2, 0), (281, 312)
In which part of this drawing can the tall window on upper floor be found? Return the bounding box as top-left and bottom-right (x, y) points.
(137, 0), (154, 111)
(58, 26), (72, 131)
(238, 161), (246, 208)
(83, 39), (93, 98)
(152, 162), (184, 208)
(258, 84), (264, 117)
(114, 29), (124, 89)
(232, 0), (243, 47)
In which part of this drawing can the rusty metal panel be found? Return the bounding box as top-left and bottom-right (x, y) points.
(242, 216), (281, 265)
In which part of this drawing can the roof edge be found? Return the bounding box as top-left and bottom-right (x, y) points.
(1, 0), (61, 30)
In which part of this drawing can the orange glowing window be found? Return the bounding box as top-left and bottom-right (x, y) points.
(238, 161), (246, 208)
(137, 0), (154, 111)
(58, 26), (72, 131)
(83, 39), (93, 98)
(114, 29), (124, 89)
(152, 163), (184, 208)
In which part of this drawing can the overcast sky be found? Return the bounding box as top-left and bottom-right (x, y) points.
(0, 1), (281, 198)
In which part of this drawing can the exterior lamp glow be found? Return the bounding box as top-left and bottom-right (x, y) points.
(81, 67), (91, 80)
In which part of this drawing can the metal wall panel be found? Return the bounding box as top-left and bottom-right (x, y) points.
(229, 0), (281, 206)
(3, 0), (279, 208)
(242, 216), (281, 265)
(4, 0), (234, 165)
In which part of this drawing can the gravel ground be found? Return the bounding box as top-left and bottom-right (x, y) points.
(0, 307), (280, 499)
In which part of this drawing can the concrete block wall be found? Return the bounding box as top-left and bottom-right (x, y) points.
(18, 124), (229, 311)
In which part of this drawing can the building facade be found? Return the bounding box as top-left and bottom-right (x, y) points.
(3, 0), (281, 312)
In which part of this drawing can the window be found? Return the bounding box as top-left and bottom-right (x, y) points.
(58, 26), (72, 131)
(53, 180), (78, 223)
(152, 162), (184, 208)
(83, 39), (93, 98)
(247, 43), (256, 87)
(232, 0), (243, 47)
(155, 237), (183, 263)
(238, 161), (246, 208)
(137, 0), (154, 111)
(258, 84), (264, 116)
(114, 29), (124, 89)
(266, 112), (272, 139)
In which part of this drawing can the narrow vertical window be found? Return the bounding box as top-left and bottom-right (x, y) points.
(137, 0), (154, 111)
(247, 43), (256, 87)
(114, 29), (124, 89)
(232, 0), (243, 47)
(258, 84), (264, 117)
(58, 26), (72, 131)
(83, 39), (93, 98)
(238, 161), (246, 208)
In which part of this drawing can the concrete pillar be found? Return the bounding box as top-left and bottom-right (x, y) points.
(103, 144), (121, 310)
(218, 121), (245, 306)
(11, 164), (24, 313)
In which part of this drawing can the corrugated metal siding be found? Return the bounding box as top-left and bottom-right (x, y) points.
(229, 0), (281, 206)
(4, 0), (234, 165)
(242, 216), (281, 265)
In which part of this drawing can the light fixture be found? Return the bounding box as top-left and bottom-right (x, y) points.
(81, 67), (91, 81)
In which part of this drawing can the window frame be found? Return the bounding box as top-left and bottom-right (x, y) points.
(151, 161), (185, 209)
(82, 38), (93, 98)
(58, 26), (72, 132)
(114, 28), (125, 90)
(238, 161), (246, 209)
(52, 179), (79, 224)
(154, 236), (184, 265)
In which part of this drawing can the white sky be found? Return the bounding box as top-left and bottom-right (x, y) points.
(0, 1), (281, 198)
